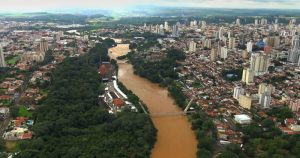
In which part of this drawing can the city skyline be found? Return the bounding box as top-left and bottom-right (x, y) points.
(0, 0), (300, 12)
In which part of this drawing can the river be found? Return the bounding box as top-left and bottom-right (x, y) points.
(110, 45), (197, 158)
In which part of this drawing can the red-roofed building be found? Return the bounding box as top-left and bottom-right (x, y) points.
(0, 95), (11, 100)
(278, 126), (296, 135)
(98, 63), (113, 81)
(113, 98), (125, 108)
(14, 117), (27, 127)
(19, 132), (33, 140)
(99, 65), (108, 76)
(285, 118), (296, 126)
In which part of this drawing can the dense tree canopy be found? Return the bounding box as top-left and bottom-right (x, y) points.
(16, 43), (156, 158)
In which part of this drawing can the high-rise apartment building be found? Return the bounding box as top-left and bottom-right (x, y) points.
(172, 25), (179, 37)
(203, 39), (212, 49)
(258, 83), (274, 95)
(242, 68), (254, 84)
(247, 41), (253, 52)
(254, 19), (259, 26)
(250, 53), (269, 76)
(164, 21), (169, 30)
(228, 37), (236, 49)
(220, 46), (228, 59)
(236, 18), (241, 26)
(288, 35), (300, 63)
(210, 48), (217, 61)
(189, 41), (197, 52)
(39, 38), (49, 53)
(201, 21), (206, 29)
(289, 99), (300, 112)
(219, 27), (224, 40)
(233, 86), (245, 100)
(259, 93), (271, 108)
(239, 94), (252, 110)
(0, 44), (6, 67)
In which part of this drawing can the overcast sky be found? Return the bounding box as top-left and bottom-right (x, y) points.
(1, 0), (300, 11)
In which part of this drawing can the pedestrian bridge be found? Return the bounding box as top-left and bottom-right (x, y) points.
(149, 111), (196, 117)
(147, 97), (196, 117)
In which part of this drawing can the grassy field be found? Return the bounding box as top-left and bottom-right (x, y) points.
(18, 106), (32, 118)
(5, 141), (19, 152)
(6, 55), (20, 65)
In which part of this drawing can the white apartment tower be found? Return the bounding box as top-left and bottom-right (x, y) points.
(201, 21), (206, 29)
(220, 46), (228, 59)
(219, 26), (224, 40)
(228, 37), (236, 49)
(247, 41), (253, 52)
(233, 86), (245, 100)
(288, 35), (300, 63)
(189, 41), (197, 52)
(236, 18), (241, 26)
(0, 44), (6, 67)
(39, 38), (49, 53)
(210, 48), (217, 61)
(164, 21), (169, 30)
(250, 53), (270, 76)
(172, 25), (179, 37)
(259, 93), (271, 108)
(242, 68), (254, 84)
(203, 39), (212, 49)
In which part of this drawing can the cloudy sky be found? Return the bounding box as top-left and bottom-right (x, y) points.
(0, 0), (299, 11)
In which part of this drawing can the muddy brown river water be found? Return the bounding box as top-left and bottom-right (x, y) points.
(117, 63), (197, 158)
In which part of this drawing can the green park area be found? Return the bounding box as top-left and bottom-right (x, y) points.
(18, 106), (32, 118)
(6, 55), (20, 65)
(5, 141), (19, 153)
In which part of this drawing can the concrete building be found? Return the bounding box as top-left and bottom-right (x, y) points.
(233, 86), (245, 100)
(234, 114), (251, 124)
(274, 24), (279, 31)
(21, 51), (45, 63)
(220, 46), (228, 59)
(219, 26), (224, 40)
(155, 25), (160, 34)
(266, 36), (280, 48)
(172, 25), (179, 37)
(247, 41), (253, 52)
(250, 53), (269, 76)
(289, 99), (300, 112)
(159, 24), (165, 35)
(228, 37), (236, 49)
(220, 46), (228, 60)
(0, 44), (6, 67)
(288, 35), (300, 63)
(259, 92), (271, 108)
(210, 48), (217, 61)
(236, 18), (241, 26)
(242, 68), (254, 84)
(239, 94), (252, 109)
(164, 21), (169, 30)
(201, 21), (206, 29)
(39, 38), (48, 53)
(258, 83), (274, 95)
(261, 18), (268, 25)
(203, 39), (212, 49)
(254, 19), (259, 26)
(189, 41), (197, 52)
(242, 50), (248, 59)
